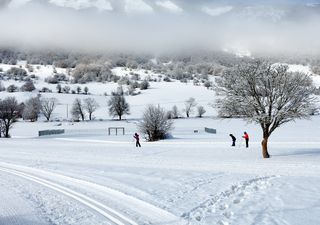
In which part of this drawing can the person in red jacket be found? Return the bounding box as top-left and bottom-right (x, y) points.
(242, 132), (249, 148)
(133, 133), (141, 147)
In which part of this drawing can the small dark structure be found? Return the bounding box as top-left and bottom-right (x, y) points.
(39, 129), (65, 137)
(204, 127), (217, 134)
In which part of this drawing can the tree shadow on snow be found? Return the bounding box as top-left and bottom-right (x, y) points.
(272, 148), (320, 157)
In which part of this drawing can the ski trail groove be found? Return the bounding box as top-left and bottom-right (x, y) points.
(0, 167), (138, 225)
(0, 162), (184, 225)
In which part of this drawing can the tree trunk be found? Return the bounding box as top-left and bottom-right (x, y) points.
(261, 137), (270, 158)
(119, 115), (122, 120)
(89, 113), (92, 121)
(5, 126), (9, 138)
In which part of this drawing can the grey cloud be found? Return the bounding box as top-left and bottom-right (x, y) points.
(0, 0), (11, 9)
(1, 0), (320, 55)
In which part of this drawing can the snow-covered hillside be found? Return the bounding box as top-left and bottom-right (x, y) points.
(0, 62), (217, 121)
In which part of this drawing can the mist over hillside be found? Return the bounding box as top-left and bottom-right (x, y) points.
(1, 0), (320, 55)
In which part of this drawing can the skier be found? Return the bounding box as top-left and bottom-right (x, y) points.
(133, 133), (141, 147)
(242, 132), (249, 148)
(229, 134), (236, 147)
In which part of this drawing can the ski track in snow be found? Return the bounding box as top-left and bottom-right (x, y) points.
(0, 163), (184, 225)
(182, 176), (277, 225)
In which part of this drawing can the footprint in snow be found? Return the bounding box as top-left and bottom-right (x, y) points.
(219, 204), (229, 210)
(217, 219), (230, 225)
(233, 198), (241, 204)
(223, 211), (233, 219)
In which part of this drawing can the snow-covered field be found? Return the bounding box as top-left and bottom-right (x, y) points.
(1, 63), (320, 225)
(1, 118), (320, 225)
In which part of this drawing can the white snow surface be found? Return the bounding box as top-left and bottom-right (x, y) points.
(0, 63), (320, 225)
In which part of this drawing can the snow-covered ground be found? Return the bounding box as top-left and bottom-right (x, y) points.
(0, 117), (320, 225)
(0, 63), (320, 225)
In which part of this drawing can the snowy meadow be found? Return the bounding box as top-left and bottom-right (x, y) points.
(0, 59), (320, 225)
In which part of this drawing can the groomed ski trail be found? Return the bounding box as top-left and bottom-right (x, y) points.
(0, 162), (184, 225)
(0, 167), (138, 225)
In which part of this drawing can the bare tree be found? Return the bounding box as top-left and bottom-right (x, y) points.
(197, 106), (206, 118)
(41, 98), (58, 121)
(0, 81), (5, 92)
(184, 97), (197, 118)
(76, 86), (82, 94)
(63, 86), (70, 94)
(22, 97), (41, 122)
(216, 60), (315, 158)
(56, 84), (62, 93)
(84, 86), (89, 95)
(71, 98), (85, 121)
(0, 97), (20, 138)
(172, 105), (180, 119)
(108, 95), (129, 120)
(84, 98), (99, 120)
(0, 120), (4, 138)
(139, 105), (174, 141)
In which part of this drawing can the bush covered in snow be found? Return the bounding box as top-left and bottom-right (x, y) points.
(22, 97), (41, 122)
(45, 73), (68, 84)
(20, 80), (36, 92)
(5, 67), (28, 80)
(7, 84), (19, 93)
(72, 63), (118, 83)
(139, 105), (173, 141)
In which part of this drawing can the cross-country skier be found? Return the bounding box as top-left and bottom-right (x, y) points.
(133, 133), (141, 147)
(242, 132), (249, 148)
(229, 134), (236, 146)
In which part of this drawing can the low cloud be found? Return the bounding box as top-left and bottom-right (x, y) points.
(49, 0), (113, 11)
(124, 0), (153, 14)
(202, 5), (233, 16)
(155, 0), (183, 13)
(1, 0), (320, 55)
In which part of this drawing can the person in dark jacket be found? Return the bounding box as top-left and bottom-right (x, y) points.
(133, 133), (141, 147)
(229, 134), (236, 146)
(242, 132), (249, 148)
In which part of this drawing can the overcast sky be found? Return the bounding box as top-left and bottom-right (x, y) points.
(1, 0), (320, 55)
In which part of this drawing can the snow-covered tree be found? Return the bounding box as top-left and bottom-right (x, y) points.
(108, 95), (129, 120)
(84, 86), (89, 95)
(0, 81), (5, 92)
(6, 84), (18, 93)
(63, 86), (70, 94)
(84, 98), (99, 120)
(40, 98), (58, 121)
(172, 105), (180, 119)
(0, 97), (19, 138)
(184, 97), (197, 118)
(139, 105), (173, 141)
(22, 97), (41, 122)
(216, 60), (315, 158)
(56, 84), (62, 93)
(140, 80), (150, 90)
(197, 105), (206, 118)
(20, 80), (36, 92)
(76, 86), (81, 94)
(71, 98), (85, 121)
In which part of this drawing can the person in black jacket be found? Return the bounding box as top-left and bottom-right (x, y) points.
(229, 134), (236, 147)
(133, 133), (141, 147)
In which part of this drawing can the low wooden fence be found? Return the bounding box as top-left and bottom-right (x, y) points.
(39, 129), (65, 137)
(204, 127), (217, 134)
